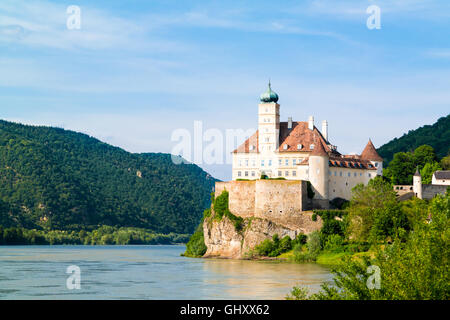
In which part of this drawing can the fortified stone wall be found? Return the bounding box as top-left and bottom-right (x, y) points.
(214, 180), (314, 230)
(422, 184), (447, 200)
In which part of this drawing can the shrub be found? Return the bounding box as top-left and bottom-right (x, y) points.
(306, 231), (321, 257)
(183, 224), (207, 257)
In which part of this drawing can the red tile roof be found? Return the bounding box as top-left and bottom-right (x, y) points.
(232, 130), (259, 153)
(360, 139), (383, 162)
(233, 121), (340, 155)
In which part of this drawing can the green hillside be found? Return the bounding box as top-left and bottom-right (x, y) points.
(377, 114), (450, 164)
(0, 120), (216, 234)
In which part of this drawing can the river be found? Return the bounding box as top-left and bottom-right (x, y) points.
(0, 245), (332, 300)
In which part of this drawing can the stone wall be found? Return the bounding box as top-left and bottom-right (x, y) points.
(214, 180), (315, 230)
(422, 184), (447, 200)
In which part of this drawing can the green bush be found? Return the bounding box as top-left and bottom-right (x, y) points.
(183, 224), (207, 258)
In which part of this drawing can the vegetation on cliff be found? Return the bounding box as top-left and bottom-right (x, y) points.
(377, 114), (449, 164)
(0, 120), (216, 235)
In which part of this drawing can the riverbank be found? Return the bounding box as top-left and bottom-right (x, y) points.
(0, 225), (190, 245)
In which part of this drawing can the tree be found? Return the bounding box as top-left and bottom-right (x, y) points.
(441, 155), (450, 170)
(314, 194), (449, 300)
(348, 177), (409, 242)
(384, 152), (415, 185)
(420, 162), (442, 184)
(413, 145), (438, 168)
(288, 194), (450, 300)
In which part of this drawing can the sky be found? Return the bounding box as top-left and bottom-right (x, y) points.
(1, 0), (449, 181)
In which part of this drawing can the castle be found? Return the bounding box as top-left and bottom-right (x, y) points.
(225, 83), (383, 209)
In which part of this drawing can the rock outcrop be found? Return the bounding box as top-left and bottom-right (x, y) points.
(203, 211), (322, 259)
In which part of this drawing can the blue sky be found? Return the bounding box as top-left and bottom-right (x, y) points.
(1, 0), (449, 180)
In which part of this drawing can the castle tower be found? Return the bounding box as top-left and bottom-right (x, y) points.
(258, 81), (280, 154)
(308, 135), (329, 208)
(258, 82), (280, 155)
(361, 139), (383, 176)
(413, 167), (423, 199)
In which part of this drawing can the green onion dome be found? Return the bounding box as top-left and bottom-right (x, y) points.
(260, 82), (279, 103)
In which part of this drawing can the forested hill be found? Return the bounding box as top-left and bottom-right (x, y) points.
(0, 120), (217, 234)
(377, 114), (450, 164)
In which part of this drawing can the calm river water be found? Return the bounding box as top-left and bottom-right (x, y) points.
(0, 245), (332, 300)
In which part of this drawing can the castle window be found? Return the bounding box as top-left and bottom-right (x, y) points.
(279, 159), (282, 166)
(375, 163), (378, 167)
(239, 160), (242, 167)
(348, 172), (351, 177)
(297, 144), (303, 150)
(310, 144), (315, 150)
(268, 160), (272, 166)
(334, 171), (337, 176)
(354, 172), (357, 177)
(238, 171), (241, 177)
(340, 172), (343, 176)
(293, 159), (297, 165)
(261, 160), (265, 167)
(252, 160), (256, 166)
(249, 145), (255, 151)
(368, 173), (372, 178)
(293, 171), (297, 176)
(360, 173), (362, 176)
(252, 171), (255, 177)
(285, 159), (289, 166)
(245, 171), (248, 177)
(245, 160), (249, 167)
(283, 144), (288, 150)
(329, 171), (332, 176)
(278, 171), (282, 177)
(265, 137), (270, 142)
(285, 171), (289, 176)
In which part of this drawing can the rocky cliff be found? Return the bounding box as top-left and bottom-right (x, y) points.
(203, 210), (322, 259)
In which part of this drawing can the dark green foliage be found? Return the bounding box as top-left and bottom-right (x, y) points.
(377, 114), (450, 164)
(260, 174), (268, 179)
(183, 223), (207, 257)
(313, 194), (449, 300)
(384, 152), (416, 185)
(348, 177), (410, 243)
(0, 226), (190, 245)
(0, 120), (216, 234)
(330, 197), (350, 210)
(254, 233), (306, 257)
(313, 209), (348, 246)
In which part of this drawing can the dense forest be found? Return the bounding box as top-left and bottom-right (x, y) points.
(377, 114), (450, 164)
(0, 120), (217, 235)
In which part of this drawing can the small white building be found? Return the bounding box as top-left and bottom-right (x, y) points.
(432, 171), (450, 186)
(232, 83), (382, 203)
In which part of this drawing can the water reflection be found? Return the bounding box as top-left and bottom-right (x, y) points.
(201, 259), (331, 299)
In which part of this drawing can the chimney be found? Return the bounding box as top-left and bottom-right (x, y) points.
(308, 116), (314, 130)
(288, 117), (292, 129)
(322, 120), (328, 141)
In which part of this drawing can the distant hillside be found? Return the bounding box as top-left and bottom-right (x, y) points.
(0, 120), (217, 234)
(377, 114), (450, 164)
